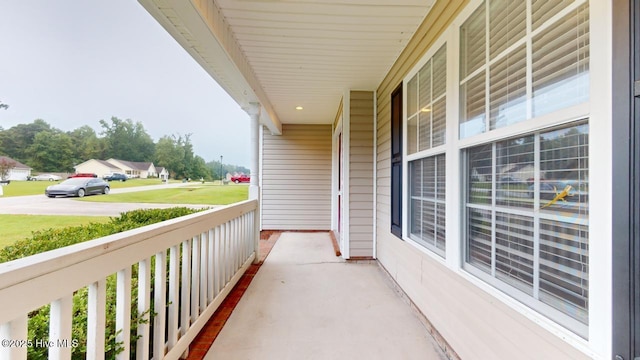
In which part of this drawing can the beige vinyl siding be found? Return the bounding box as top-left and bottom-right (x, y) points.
(375, 0), (589, 359)
(262, 124), (332, 230)
(349, 91), (375, 257)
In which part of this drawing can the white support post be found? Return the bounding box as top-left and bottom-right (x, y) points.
(246, 102), (261, 263)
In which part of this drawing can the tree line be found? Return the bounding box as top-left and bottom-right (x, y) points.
(0, 118), (248, 180)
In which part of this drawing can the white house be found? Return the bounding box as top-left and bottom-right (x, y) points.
(156, 166), (169, 181)
(106, 159), (156, 179)
(0, 156), (31, 181)
(74, 159), (121, 177)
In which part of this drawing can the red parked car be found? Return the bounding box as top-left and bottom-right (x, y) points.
(68, 173), (98, 178)
(230, 174), (250, 183)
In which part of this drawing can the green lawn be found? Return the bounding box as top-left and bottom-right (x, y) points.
(0, 215), (111, 248)
(0, 178), (178, 197)
(77, 183), (249, 205)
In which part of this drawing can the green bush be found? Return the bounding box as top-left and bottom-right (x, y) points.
(0, 207), (204, 359)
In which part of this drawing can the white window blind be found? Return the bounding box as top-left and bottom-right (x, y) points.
(410, 154), (446, 256)
(464, 121), (589, 336)
(489, 0), (526, 59)
(532, 3), (589, 117)
(407, 44), (447, 155)
(460, 0), (589, 138)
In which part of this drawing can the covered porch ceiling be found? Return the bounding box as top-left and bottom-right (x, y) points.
(139, 0), (435, 133)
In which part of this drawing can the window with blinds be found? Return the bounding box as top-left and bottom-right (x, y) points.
(407, 44), (446, 155)
(464, 121), (589, 337)
(406, 43), (447, 256)
(410, 154), (446, 257)
(459, 0), (589, 138)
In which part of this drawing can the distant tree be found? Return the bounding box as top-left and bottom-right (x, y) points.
(0, 157), (16, 181)
(154, 135), (185, 178)
(187, 155), (209, 180)
(27, 131), (75, 171)
(68, 125), (107, 162)
(100, 117), (155, 161)
(0, 119), (53, 162)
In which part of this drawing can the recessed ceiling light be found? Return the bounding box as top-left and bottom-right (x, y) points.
(295, 106), (303, 110)
(420, 107), (431, 112)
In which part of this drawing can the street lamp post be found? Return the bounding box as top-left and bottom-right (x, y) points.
(219, 155), (223, 184)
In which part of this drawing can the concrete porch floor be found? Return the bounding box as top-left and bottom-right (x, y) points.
(204, 232), (448, 360)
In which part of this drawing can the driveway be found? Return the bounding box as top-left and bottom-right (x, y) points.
(0, 182), (214, 216)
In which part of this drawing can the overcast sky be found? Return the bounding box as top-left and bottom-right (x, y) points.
(0, 0), (250, 167)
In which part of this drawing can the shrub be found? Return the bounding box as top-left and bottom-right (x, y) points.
(0, 207), (204, 359)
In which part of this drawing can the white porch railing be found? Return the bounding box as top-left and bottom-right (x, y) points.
(0, 199), (259, 360)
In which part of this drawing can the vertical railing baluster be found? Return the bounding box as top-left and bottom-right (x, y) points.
(167, 245), (179, 350)
(190, 236), (200, 323)
(180, 239), (191, 359)
(116, 268), (132, 360)
(214, 226), (221, 297)
(136, 258), (151, 360)
(49, 295), (73, 360)
(243, 212), (251, 259)
(199, 233), (207, 312)
(0, 315), (28, 359)
(153, 251), (167, 359)
(208, 229), (215, 304)
(220, 223), (227, 286)
(224, 221), (234, 286)
(180, 239), (191, 338)
(234, 218), (240, 271)
(87, 279), (106, 360)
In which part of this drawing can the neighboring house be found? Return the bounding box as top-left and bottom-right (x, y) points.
(106, 159), (156, 179)
(74, 159), (121, 177)
(156, 167), (169, 181)
(0, 156), (31, 181)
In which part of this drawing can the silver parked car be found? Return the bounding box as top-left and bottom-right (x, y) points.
(31, 173), (62, 181)
(45, 178), (110, 198)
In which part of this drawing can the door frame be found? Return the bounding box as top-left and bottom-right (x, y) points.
(332, 115), (346, 254)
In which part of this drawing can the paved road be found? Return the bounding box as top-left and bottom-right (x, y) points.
(0, 182), (215, 216)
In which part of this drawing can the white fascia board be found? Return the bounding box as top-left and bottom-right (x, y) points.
(138, 0), (282, 135)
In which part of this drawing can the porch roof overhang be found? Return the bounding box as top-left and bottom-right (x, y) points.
(137, 0), (435, 133)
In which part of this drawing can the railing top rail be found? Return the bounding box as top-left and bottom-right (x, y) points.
(0, 199), (257, 322)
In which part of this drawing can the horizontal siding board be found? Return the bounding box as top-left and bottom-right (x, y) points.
(263, 124), (331, 230)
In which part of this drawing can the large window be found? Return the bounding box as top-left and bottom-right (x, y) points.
(459, 0), (591, 338)
(465, 122), (589, 337)
(406, 44), (447, 257)
(459, 0), (589, 138)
